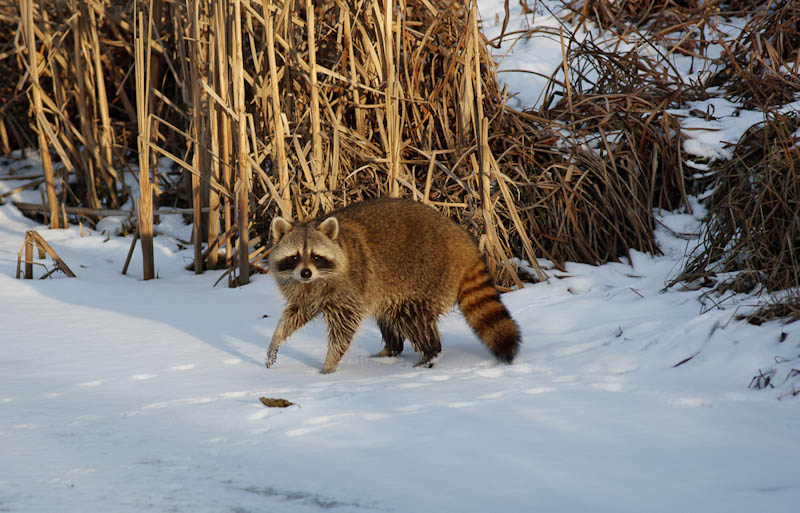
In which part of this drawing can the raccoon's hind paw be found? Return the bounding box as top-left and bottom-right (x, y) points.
(413, 352), (440, 369)
(265, 348), (278, 368)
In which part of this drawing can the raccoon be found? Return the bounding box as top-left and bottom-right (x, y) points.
(265, 198), (520, 374)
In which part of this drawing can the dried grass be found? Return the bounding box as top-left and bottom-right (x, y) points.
(715, 0), (800, 108)
(4, 0), (557, 286)
(679, 111), (800, 322)
(566, 0), (800, 320)
(2, 0), (797, 309)
(515, 26), (690, 266)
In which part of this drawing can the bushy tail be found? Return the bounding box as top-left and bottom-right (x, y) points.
(457, 261), (520, 363)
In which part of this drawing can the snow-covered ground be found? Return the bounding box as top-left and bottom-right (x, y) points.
(2, 179), (799, 512)
(2, 2), (799, 512)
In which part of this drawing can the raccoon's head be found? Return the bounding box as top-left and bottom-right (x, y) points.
(268, 215), (345, 285)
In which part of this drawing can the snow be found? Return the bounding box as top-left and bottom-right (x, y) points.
(3, 186), (799, 512)
(479, 1), (574, 108)
(2, 2), (800, 512)
(668, 98), (767, 161)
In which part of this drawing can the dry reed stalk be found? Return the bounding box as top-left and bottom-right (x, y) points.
(0, 119), (11, 155)
(207, 16), (221, 271)
(213, 0), (233, 269)
(188, 0), (203, 274)
(232, 0), (250, 285)
(71, 0), (100, 211)
(343, 10), (364, 135)
(384, 0), (401, 198)
(134, 0), (155, 280)
(305, 0), (322, 193)
(265, 3), (290, 217)
(21, 0), (59, 229)
(85, 2), (119, 208)
(468, 1), (497, 277)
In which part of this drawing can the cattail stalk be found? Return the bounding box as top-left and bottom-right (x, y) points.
(22, 0), (59, 229)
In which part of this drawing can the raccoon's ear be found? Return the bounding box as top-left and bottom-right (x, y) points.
(318, 217), (339, 240)
(270, 217), (293, 243)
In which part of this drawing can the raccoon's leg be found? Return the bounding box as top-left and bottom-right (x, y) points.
(391, 302), (441, 368)
(320, 306), (364, 374)
(265, 304), (315, 368)
(372, 317), (404, 357)
(410, 319), (442, 368)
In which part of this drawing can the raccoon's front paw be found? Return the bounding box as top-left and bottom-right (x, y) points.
(320, 364), (338, 374)
(265, 348), (278, 368)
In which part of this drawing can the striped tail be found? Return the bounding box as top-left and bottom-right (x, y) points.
(457, 261), (520, 363)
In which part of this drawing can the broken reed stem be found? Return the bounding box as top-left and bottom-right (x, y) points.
(17, 231), (76, 279)
(121, 227), (139, 275)
(24, 231), (33, 279)
(28, 231), (76, 277)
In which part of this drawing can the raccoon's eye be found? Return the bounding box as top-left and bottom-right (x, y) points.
(277, 254), (300, 272)
(310, 253), (333, 270)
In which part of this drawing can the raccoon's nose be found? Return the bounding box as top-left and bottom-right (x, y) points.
(300, 268), (312, 280)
